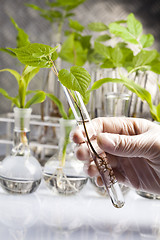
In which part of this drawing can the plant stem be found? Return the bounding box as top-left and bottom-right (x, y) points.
(50, 60), (99, 158)
(128, 66), (148, 76)
(49, 59), (115, 183)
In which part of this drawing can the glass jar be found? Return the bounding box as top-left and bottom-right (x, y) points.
(104, 92), (130, 117)
(0, 108), (42, 194)
(43, 118), (88, 195)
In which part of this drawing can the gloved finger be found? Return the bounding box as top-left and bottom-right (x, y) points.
(96, 131), (156, 159)
(78, 117), (150, 137)
(71, 126), (85, 144)
(71, 117), (151, 146)
(75, 142), (90, 161)
(75, 138), (105, 161)
(88, 164), (99, 177)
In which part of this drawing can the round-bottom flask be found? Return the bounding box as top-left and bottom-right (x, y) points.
(0, 108), (42, 194)
(43, 118), (88, 195)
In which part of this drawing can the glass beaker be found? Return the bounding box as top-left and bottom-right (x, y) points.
(104, 92), (130, 117)
(0, 108), (42, 194)
(43, 118), (88, 195)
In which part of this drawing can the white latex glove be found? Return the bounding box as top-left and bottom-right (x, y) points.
(72, 117), (160, 194)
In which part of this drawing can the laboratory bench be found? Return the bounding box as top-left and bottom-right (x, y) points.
(0, 180), (159, 240)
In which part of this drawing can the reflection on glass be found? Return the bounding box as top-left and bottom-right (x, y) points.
(43, 119), (88, 195)
(40, 194), (84, 239)
(104, 92), (130, 117)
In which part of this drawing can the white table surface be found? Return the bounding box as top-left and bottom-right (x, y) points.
(0, 180), (160, 240)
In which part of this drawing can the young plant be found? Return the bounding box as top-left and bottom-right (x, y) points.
(0, 19), (46, 146)
(0, 66), (46, 109)
(8, 43), (126, 207)
(0, 17), (30, 56)
(7, 43), (91, 98)
(46, 92), (74, 167)
(87, 13), (160, 121)
(26, 0), (86, 44)
(0, 18), (46, 110)
(7, 42), (92, 169)
(59, 19), (92, 66)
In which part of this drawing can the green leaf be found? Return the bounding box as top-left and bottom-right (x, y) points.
(73, 41), (88, 66)
(90, 76), (153, 109)
(111, 47), (123, 66)
(150, 59), (160, 74)
(46, 93), (68, 119)
(59, 34), (88, 66)
(140, 34), (154, 48)
(59, 34), (74, 62)
(25, 3), (44, 12)
(22, 66), (40, 85)
(114, 20), (127, 24)
(26, 3), (63, 22)
(10, 17), (30, 48)
(100, 59), (115, 68)
(132, 50), (158, 68)
(155, 103), (160, 122)
(120, 47), (133, 62)
(8, 43), (58, 68)
(19, 78), (26, 108)
(47, 0), (85, 11)
(109, 23), (139, 44)
(69, 19), (84, 32)
(57, 0), (86, 11)
(0, 48), (16, 57)
(116, 42), (127, 48)
(46, 1), (61, 7)
(58, 66), (91, 97)
(79, 35), (91, 50)
(25, 91), (46, 108)
(127, 13), (142, 38)
(40, 10), (63, 22)
(65, 13), (75, 18)
(149, 104), (159, 121)
(87, 49), (105, 65)
(95, 34), (111, 42)
(88, 22), (108, 32)
(0, 88), (20, 107)
(0, 68), (21, 84)
(94, 41), (111, 58)
(82, 89), (91, 105)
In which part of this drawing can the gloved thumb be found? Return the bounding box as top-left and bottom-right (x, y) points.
(97, 132), (149, 158)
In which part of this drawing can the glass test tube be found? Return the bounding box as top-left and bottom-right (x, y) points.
(62, 85), (124, 208)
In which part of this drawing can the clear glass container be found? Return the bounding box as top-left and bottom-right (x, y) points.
(104, 92), (130, 117)
(43, 118), (88, 195)
(136, 190), (160, 200)
(0, 108), (42, 194)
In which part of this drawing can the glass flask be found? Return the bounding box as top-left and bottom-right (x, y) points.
(0, 108), (42, 194)
(43, 118), (88, 195)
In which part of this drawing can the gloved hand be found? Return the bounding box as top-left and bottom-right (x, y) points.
(72, 117), (160, 194)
